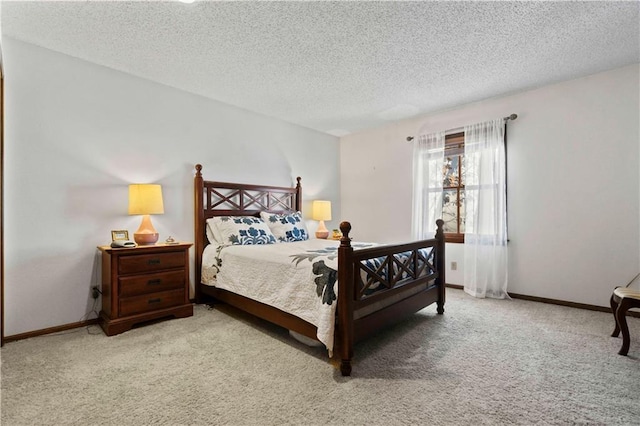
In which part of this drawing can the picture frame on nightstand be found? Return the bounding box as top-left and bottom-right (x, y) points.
(111, 230), (130, 241)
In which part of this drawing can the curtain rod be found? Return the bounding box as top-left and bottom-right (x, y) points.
(406, 113), (517, 142)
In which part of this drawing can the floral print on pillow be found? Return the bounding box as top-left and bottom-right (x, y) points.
(214, 216), (277, 245)
(260, 211), (309, 242)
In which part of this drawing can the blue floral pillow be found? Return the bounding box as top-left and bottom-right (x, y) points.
(260, 211), (309, 242)
(212, 216), (277, 245)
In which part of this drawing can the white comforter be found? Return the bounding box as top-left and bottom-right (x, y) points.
(202, 239), (353, 352)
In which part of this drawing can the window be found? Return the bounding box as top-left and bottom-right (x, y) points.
(412, 118), (509, 297)
(442, 132), (465, 243)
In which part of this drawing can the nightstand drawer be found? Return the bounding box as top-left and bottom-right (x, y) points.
(119, 289), (185, 316)
(118, 252), (185, 274)
(119, 270), (185, 297)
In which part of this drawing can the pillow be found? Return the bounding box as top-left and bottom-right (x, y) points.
(205, 218), (224, 245)
(260, 211), (309, 242)
(212, 216), (277, 245)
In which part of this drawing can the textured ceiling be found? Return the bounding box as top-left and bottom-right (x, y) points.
(3, 1), (639, 136)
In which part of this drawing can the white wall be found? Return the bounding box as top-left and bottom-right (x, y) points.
(341, 64), (640, 308)
(3, 37), (340, 336)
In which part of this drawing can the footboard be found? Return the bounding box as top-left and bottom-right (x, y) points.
(336, 219), (445, 376)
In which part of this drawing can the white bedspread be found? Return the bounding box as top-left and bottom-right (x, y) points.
(202, 239), (358, 353)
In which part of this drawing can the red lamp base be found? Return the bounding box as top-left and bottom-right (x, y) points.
(134, 214), (160, 245)
(134, 232), (159, 245)
(315, 230), (329, 239)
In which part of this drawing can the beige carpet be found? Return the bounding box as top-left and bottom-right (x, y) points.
(1, 289), (639, 425)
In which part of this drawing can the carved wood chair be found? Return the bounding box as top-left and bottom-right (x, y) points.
(611, 273), (640, 356)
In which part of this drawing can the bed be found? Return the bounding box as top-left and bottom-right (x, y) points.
(194, 164), (446, 376)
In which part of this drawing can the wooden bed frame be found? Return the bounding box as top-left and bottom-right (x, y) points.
(194, 164), (446, 376)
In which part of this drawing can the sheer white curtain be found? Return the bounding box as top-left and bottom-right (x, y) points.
(463, 119), (509, 299)
(412, 131), (445, 239)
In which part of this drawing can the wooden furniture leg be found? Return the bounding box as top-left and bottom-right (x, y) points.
(611, 292), (620, 338)
(615, 298), (633, 356)
(611, 286), (640, 356)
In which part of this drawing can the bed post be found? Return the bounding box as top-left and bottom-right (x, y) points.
(337, 221), (354, 376)
(294, 176), (302, 212)
(435, 219), (445, 314)
(194, 164), (204, 304)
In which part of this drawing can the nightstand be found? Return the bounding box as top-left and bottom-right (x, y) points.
(97, 242), (193, 336)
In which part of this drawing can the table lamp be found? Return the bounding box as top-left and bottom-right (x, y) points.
(129, 184), (164, 245)
(312, 200), (331, 239)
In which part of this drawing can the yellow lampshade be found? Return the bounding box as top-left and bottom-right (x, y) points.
(128, 184), (164, 215)
(312, 200), (332, 221)
(128, 184), (164, 245)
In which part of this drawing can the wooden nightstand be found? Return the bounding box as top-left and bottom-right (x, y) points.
(97, 242), (193, 336)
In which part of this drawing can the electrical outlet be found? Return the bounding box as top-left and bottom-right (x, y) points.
(451, 261), (457, 271)
(92, 286), (100, 299)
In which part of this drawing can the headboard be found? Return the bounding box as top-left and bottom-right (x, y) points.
(193, 164), (302, 297)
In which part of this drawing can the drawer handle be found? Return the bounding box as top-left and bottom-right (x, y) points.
(147, 279), (162, 286)
(148, 298), (162, 304)
(148, 259), (161, 265)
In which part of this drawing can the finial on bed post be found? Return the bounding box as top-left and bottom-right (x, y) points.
(435, 219), (445, 315)
(435, 219), (444, 242)
(296, 176), (301, 187)
(339, 221), (352, 247)
(195, 164), (202, 178)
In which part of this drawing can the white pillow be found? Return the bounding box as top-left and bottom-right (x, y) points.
(205, 218), (224, 245)
(260, 211), (309, 242)
(211, 216), (277, 245)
